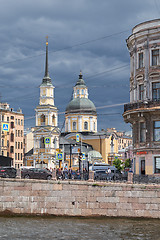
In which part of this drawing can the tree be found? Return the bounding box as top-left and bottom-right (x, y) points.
(113, 158), (122, 172)
(124, 158), (132, 168)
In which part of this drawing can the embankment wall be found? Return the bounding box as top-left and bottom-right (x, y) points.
(0, 179), (160, 218)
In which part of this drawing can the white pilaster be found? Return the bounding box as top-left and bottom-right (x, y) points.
(90, 117), (93, 131)
(78, 116), (82, 132)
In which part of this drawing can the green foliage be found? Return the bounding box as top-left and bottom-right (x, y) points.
(113, 158), (122, 171)
(124, 158), (132, 168)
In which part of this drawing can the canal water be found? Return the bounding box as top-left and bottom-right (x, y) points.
(0, 216), (159, 240)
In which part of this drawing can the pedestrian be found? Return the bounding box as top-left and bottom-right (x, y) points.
(68, 168), (72, 179)
(107, 168), (111, 180)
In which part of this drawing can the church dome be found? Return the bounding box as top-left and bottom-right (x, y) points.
(66, 98), (97, 114)
(88, 150), (102, 158)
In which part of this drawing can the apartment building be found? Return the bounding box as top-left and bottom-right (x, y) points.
(0, 102), (24, 168)
(123, 19), (160, 175)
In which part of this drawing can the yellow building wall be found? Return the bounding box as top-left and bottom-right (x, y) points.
(146, 166), (153, 175)
(66, 114), (97, 133)
(68, 134), (119, 164)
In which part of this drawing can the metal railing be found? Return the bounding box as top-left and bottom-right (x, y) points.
(133, 174), (160, 184)
(124, 99), (160, 112)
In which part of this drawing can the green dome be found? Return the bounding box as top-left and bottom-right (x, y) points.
(88, 150), (102, 159)
(66, 98), (97, 114)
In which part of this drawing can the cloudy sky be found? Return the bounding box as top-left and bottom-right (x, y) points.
(0, 0), (159, 132)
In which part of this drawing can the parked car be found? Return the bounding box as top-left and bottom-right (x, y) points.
(0, 167), (17, 178)
(94, 170), (110, 180)
(94, 169), (122, 181)
(21, 168), (52, 180)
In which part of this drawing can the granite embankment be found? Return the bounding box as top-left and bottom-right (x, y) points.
(0, 178), (159, 218)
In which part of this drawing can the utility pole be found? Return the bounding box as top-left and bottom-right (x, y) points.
(62, 144), (64, 170)
(0, 108), (2, 155)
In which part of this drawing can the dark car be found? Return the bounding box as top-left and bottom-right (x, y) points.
(94, 169), (122, 181)
(0, 167), (17, 178)
(21, 168), (52, 180)
(94, 170), (110, 180)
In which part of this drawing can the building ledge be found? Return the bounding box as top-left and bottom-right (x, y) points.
(124, 99), (160, 113)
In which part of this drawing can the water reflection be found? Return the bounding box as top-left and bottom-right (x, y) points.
(0, 217), (159, 240)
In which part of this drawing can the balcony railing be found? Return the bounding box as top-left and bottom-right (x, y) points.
(124, 99), (160, 112)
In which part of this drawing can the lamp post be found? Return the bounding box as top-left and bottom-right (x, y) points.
(69, 144), (72, 168)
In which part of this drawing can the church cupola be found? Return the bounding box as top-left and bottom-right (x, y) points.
(65, 71), (97, 133)
(73, 71), (88, 99)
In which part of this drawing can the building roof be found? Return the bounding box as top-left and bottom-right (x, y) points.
(66, 98), (97, 114)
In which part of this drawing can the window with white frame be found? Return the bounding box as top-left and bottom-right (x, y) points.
(153, 121), (160, 141)
(155, 157), (160, 173)
(152, 49), (159, 66)
(152, 82), (160, 100)
(138, 52), (143, 68)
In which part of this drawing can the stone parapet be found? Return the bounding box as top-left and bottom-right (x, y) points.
(0, 179), (159, 219)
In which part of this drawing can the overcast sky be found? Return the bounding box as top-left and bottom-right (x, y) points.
(0, 0), (159, 132)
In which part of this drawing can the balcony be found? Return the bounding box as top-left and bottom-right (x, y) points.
(124, 99), (160, 112)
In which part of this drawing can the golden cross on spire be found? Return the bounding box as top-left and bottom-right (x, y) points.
(46, 35), (48, 45)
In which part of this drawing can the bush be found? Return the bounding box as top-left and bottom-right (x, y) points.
(113, 158), (122, 171)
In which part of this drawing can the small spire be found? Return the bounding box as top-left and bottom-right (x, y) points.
(45, 35), (49, 77)
(79, 70), (83, 79)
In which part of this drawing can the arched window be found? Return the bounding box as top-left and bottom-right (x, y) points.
(40, 114), (45, 125)
(82, 89), (84, 95)
(52, 115), (55, 125)
(11, 133), (14, 142)
(77, 89), (79, 95)
(40, 137), (45, 148)
(84, 121), (88, 130)
(73, 121), (77, 131)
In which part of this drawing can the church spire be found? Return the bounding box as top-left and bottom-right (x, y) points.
(45, 36), (49, 78)
(41, 36), (52, 85)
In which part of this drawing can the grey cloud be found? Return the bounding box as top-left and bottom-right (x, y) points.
(0, 0), (159, 132)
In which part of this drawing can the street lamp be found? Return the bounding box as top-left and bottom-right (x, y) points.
(69, 144), (72, 168)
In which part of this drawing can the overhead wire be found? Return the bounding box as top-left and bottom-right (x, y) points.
(24, 102), (127, 121)
(0, 29), (130, 67)
(0, 28), (131, 129)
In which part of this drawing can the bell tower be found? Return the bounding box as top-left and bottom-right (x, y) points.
(33, 37), (60, 169)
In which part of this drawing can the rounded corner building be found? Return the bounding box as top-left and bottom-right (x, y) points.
(65, 71), (97, 133)
(123, 19), (160, 175)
